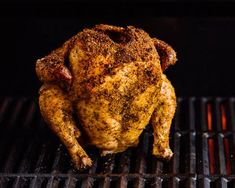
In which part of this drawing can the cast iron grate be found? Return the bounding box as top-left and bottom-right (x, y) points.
(0, 97), (234, 188)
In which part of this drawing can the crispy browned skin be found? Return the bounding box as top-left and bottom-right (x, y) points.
(153, 38), (177, 71)
(39, 84), (92, 168)
(36, 24), (177, 169)
(151, 74), (176, 159)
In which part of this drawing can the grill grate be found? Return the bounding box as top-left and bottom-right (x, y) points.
(0, 97), (234, 188)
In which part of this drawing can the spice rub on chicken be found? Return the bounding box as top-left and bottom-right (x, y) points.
(36, 24), (177, 169)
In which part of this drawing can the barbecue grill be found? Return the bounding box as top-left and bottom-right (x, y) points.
(0, 97), (234, 188)
(1, 1), (235, 187)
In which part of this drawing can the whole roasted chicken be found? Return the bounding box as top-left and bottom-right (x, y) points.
(36, 24), (177, 169)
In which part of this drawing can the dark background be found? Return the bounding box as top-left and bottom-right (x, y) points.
(1, 2), (235, 97)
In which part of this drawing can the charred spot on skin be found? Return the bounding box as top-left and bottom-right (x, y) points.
(93, 112), (100, 121)
(146, 47), (152, 52)
(135, 83), (148, 94)
(120, 103), (130, 115)
(146, 69), (153, 77)
(114, 48), (136, 64)
(62, 109), (71, 122)
(123, 113), (139, 123)
(119, 94), (134, 114)
(143, 68), (159, 85)
(150, 77), (158, 85)
(141, 54), (148, 61)
(104, 64), (114, 75)
(102, 49), (109, 57)
(122, 103), (129, 110)
(81, 77), (96, 91)
(101, 120), (107, 125)
(124, 94), (133, 102)
(113, 82), (120, 90)
(101, 89), (110, 99)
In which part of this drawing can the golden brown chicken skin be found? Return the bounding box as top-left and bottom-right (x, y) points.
(36, 24), (177, 169)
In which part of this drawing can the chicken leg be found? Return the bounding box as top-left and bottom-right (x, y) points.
(39, 84), (92, 169)
(151, 74), (176, 160)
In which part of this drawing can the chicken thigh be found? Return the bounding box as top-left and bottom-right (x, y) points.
(36, 24), (177, 169)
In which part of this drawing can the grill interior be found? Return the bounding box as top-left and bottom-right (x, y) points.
(0, 97), (234, 188)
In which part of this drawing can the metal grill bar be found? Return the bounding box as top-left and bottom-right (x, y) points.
(228, 98), (235, 132)
(200, 98), (208, 132)
(0, 97), (234, 188)
(173, 132), (180, 174)
(218, 134), (227, 175)
(189, 132), (196, 174)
